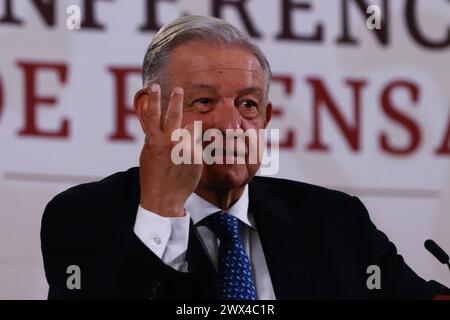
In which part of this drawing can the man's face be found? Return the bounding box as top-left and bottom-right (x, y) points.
(163, 40), (272, 192)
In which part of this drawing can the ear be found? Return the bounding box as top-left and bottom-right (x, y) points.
(134, 88), (149, 134)
(263, 101), (273, 129)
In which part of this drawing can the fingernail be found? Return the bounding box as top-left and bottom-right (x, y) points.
(150, 83), (160, 93)
(174, 87), (184, 95)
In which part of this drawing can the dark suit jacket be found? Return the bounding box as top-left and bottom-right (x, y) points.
(40, 167), (449, 299)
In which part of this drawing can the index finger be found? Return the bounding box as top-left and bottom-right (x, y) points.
(163, 87), (184, 133)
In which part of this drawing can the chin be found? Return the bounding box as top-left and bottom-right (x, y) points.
(201, 164), (256, 191)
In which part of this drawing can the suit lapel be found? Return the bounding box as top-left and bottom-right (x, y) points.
(186, 221), (220, 299)
(249, 178), (313, 299)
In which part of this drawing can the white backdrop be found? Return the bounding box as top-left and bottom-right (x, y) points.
(0, 0), (449, 299)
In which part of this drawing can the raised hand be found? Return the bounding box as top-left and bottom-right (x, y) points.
(135, 84), (203, 217)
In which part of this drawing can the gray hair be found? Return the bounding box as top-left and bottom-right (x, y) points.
(142, 15), (272, 97)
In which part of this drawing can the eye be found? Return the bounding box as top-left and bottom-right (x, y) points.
(192, 97), (215, 112)
(195, 98), (214, 105)
(238, 99), (258, 109)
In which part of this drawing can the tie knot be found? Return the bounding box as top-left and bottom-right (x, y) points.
(204, 212), (240, 243)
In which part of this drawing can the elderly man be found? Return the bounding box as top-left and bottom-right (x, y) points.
(41, 15), (449, 300)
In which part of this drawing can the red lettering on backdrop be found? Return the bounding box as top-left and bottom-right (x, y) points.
(107, 67), (141, 141)
(0, 0), (55, 26)
(435, 111), (450, 155)
(379, 80), (421, 155)
(276, 0), (323, 42)
(139, 0), (176, 31)
(306, 77), (366, 152)
(16, 61), (70, 138)
(271, 75), (295, 149)
(212, 0), (262, 38)
(406, 0), (450, 49)
(81, 0), (113, 30)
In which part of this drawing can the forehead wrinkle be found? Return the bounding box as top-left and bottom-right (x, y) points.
(186, 55), (263, 74)
(190, 66), (262, 72)
(186, 68), (264, 88)
(237, 86), (263, 96)
(186, 83), (263, 95)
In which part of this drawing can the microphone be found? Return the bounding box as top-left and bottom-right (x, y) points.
(424, 239), (450, 272)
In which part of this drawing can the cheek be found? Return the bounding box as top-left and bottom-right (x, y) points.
(181, 112), (195, 127)
(241, 115), (266, 129)
(182, 112), (214, 128)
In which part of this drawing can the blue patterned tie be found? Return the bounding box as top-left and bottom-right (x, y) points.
(204, 212), (257, 300)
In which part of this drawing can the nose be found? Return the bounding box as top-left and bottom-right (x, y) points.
(213, 99), (242, 133)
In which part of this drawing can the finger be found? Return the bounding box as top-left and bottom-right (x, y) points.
(164, 87), (184, 133)
(146, 83), (162, 132)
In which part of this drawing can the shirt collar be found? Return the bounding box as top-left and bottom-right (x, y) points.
(185, 185), (255, 229)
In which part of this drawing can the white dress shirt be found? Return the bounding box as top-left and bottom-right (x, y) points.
(133, 185), (276, 300)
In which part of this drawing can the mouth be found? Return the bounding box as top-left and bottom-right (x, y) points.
(211, 148), (247, 158)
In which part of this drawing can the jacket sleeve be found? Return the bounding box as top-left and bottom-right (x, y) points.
(40, 193), (121, 299)
(41, 190), (195, 300)
(352, 197), (450, 299)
